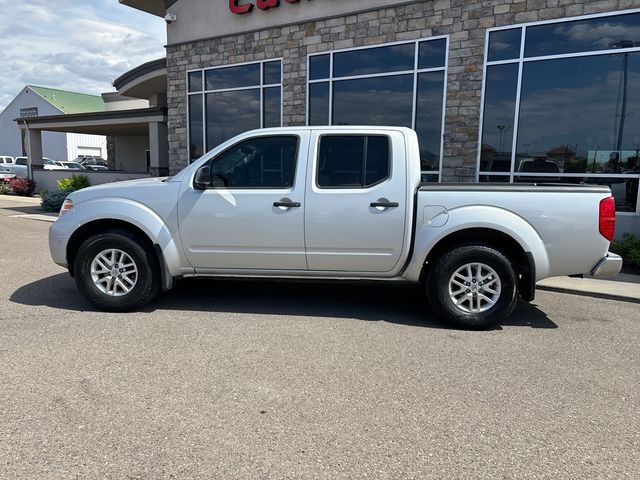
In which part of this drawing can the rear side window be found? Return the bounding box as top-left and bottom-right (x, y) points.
(317, 135), (390, 188)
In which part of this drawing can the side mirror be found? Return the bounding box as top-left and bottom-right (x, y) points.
(193, 165), (211, 190)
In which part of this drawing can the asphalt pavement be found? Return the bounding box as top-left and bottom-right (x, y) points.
(0, 196), (639, 479)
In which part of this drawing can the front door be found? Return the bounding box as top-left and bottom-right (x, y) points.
(178, 133), (309, 271)
(304, 131), (408, 272)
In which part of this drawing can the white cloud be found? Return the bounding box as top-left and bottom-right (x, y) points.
(0, 0), (166, 110)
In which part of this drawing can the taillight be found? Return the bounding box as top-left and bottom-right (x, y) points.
(59, 198), (74, 217)
(599, 196), (615, 241)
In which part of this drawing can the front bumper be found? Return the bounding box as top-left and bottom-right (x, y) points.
(591, 252), (623, 278)
(48, 211), (77, 268)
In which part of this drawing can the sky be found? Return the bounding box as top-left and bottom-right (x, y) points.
(0, 0), (166, 111)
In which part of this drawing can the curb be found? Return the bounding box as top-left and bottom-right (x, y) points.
(537, 285), (640, 304)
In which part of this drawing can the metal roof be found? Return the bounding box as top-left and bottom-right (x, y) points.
(27, 86), (106, 115)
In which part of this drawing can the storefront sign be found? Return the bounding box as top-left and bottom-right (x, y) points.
(229, 0), (311, 15)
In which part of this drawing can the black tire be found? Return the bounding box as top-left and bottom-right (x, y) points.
(74, 230), (160, 312)
(426, 244), (519, 329)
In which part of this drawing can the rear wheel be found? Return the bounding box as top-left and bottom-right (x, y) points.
(426, 245), (519, 329)
(74, 230), (160, 312)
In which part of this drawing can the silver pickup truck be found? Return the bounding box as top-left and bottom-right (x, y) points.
(49, 127), (622, 328)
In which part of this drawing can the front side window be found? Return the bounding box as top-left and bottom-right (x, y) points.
(317, 135), (390, 188)
(208, 136), (298, 189)
(188, 60), (283, 163)
(308, 38), (448, 182)
(480, 11), (640, 214)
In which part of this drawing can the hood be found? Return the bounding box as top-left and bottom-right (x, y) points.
(68, 176), (171, 203)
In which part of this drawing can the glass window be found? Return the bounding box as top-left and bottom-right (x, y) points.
(263, 87), (281, 128)
(488, 28), (521, 62)
(190, 60), (283, 158)
(309, 82), (330, 126)
(418, 38), (447, 69)
(415, 71), (445, 171)
(206, 63), (261, 90)
(317, 135), (390, 188)
(188, 71), (203, 92)
(333, 43), (415, 77)
(480, 63), (519, 173)
(516, 53), (640, 174)
(189, 95), (204, 161)
(209, 136), (298, 188)
(332, 75), (414, 127)
(309, 54), (330, 80)
(206, 89), (261, 151)
(308, 39), (448, 177)
(263, 61), (281, 85)
(525, 12), (640, 58)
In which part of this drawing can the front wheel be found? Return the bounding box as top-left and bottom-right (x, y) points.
(74, 230), (160, 312)
(426, 245), (519, 329)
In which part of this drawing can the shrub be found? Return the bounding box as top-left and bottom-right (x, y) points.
(9, 178), (36, 196)
(57, 174), (90, 192)
(0, 181), (10, 195)
(611, 233), (640, 274)
(41, 188), (74, 212)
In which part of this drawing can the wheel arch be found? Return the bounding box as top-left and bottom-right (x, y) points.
(66, 218), (173, 291)
(419, 227), (538, 302)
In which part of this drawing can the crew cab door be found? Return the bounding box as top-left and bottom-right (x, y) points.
(304, 130), (408, 272)
(178, 132), (309, 271)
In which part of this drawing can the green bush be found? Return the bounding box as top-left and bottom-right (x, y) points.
(41, 188), (74, 212)
(610, 233), (640, 273)
(0, 182), (9, 195)
(57, 174), (90, 192)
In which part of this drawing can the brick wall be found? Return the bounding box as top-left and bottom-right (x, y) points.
(166, 0), (636, 178)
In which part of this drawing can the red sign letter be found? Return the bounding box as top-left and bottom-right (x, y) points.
(229, 0), (254, 14)
(256, 0), (279, 9)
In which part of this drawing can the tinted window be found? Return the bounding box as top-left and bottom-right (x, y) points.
(263, 87), (281, 128)
(263, 61), (281, 85)
(188, 71), (203, 92)
(209, 136), (298, 188)
(418, 38), (447, 69)
(309, 54), (330, 80)
(189, 95), (204, 161)
(333, 43), (415, 77)
(206, 89), (260, 150)
(332, 75), (413, 127)
(206, 64), (260, 90)
(516, 53), (640, 174)
(415, 71), (445, 171)
(480, 63), (519, 172)
(317, 136), (390, 188)
(525, 13), (640, 58)
(309, 82), (330, 126)
(488, 28), (521, 62)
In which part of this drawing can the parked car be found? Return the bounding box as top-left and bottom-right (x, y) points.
(59, 162), (86, 170)
(83, 164), (108, 171)
(76, 156), (108, 167)
(0, 165), (16, 182)
(1, 157), (27, 178)
(0, 155), (15, 165)
(49, 127), (622, 328)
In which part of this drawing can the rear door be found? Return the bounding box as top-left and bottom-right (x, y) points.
(304, 130), (408, 272)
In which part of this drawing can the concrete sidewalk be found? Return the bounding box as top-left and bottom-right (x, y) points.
(537, 273), (640, 303)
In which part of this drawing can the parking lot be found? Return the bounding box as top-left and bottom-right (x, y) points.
(0, 197), (639, 479)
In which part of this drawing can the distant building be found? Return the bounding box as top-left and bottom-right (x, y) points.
(0, 85), (107, 161)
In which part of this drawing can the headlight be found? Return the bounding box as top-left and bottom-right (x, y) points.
(59, 198), (74, 217)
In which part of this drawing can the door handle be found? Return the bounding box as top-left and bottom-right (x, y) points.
(370, 201), (399, 209)
(274, 200), (301, 210)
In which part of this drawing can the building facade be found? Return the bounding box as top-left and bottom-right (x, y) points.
(121, 0), (640, 232)
(0, 86), (107, 161)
